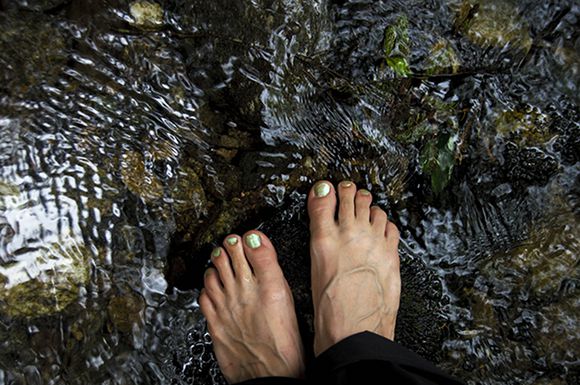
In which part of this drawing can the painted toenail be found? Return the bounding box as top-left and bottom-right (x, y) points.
(204, 269), (212, 276)
(245, 233), (261, 249)
(340, 181), (353, 188)
(226, 236), (238, 246)
(359, 189), (371, 196)
(211, 247), (221, 258)
(314, 182), (331, 197)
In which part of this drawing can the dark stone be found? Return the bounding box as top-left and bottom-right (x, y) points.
(505, 142), (559, 185)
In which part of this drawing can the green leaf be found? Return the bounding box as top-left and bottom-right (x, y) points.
(386, 57), (412, 77)
(420, 134), (458, 193)
(384, 15), (411, 77)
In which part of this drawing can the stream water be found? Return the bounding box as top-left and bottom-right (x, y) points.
(0, 1), (578, 384)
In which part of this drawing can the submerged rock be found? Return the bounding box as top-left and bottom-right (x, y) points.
(0, 0), (67, 12)
(0, 14), (67, 95)
(0, 180), (19, 211)
(129, 1), (164, 28)
(172, 166), (207, 234)
(120, 150), (164, 202)
(454, 0), (532, 53)
(424, 39), (461, 75)
(494, 106), (555, 146)
(107, 292), (145, 334)
(0, 235), (92, 318)
(504, 143), (559, 185)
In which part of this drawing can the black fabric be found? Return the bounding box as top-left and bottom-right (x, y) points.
(236, 377), (304, 385)
(236, 331), (465, 385)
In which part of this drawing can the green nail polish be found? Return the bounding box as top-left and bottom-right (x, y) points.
(211, 247), (221, 258)
(204, 269), (211, 276)
(314, 182), (331, 197)
(226, 237), (238, 246)
(340, 181), (353, 188)
(360, 189), (371, 196)
(245, 233), (261, 249)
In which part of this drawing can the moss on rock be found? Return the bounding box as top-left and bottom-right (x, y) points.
(0, 236), (93, 318)
(495, 106), (555, 146)
(107, 292), (145, 333)
(129, 1), (164, 28)
(455, 0), (532, 52)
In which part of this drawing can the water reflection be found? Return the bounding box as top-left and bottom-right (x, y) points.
(0, 0), (578, 384)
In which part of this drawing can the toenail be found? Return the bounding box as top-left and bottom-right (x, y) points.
(245, 233), (261, 249)
(211, 247), (221, 259)
(204, 269), (212, 276)
(359, 189), (371, 196)
(340, 181), (353, 188)
(226, 236), (238, 246)
(314, 182), (331, 197)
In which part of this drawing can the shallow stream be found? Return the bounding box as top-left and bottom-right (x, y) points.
(0, 1), (578, 384)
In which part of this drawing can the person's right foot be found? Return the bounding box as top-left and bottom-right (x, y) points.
(307, 180), (401, 356)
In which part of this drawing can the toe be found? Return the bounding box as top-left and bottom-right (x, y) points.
(370, 206), (387, 229)
(337, 181), (356, 223)
(211, 246), (235, 289)
(242, 230), (282, 280)
(222, 234), (253, 281)
(385, 221), (400, 249)
(355, 189), (372, 221)
(204, 267), (225, 302)
(199, 289), (217, 320)
(307, 180), (337, 236)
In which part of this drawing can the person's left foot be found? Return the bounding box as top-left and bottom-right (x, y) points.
(199, 230), (305, 384)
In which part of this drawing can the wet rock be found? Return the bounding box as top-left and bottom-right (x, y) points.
(149, 139), (178, 162)
(0, 14), (67, 95)
(504, 143), (559, 185)
(454, 0), (532, 52)
(107, 292), (145, 333)
(0, 180), (19, 211)
(215, 147), (238, 162)
(218, 128), (255, 150)
(502, 216), (578, 300)
(129, 1), (164, 29)
(202, 158), (243, 201)
(0, 0), (67, 12)
(534, 295), (579, 367)
(423, 39), (461, 75)
(120, 150), (164, 202)
(0, 236), (92, 318)
(171, 166), (207, 234)
(494, 106), (555, 146)
(195, 195), (258, 246)
(553, 123), (580, 165)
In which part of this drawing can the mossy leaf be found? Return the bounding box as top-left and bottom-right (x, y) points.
(420, 134), (458, 193)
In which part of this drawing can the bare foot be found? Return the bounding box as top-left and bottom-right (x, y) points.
(199, 230), (305, 384)
(307, 180), (401, 356)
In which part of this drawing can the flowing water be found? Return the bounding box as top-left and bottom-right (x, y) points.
(0, 0), (578, 384)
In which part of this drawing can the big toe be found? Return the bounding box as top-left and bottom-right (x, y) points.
(307, 180), (337, 236)
(242, 230), (282, 280)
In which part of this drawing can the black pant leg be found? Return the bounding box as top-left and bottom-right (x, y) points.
(235, 377), (306, 385)
(309, 331), (466, 385)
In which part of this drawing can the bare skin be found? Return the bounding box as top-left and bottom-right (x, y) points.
(199, 230), (305, 384)
(307, 180), (401, 356)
